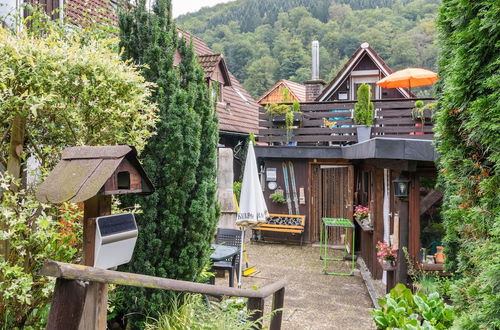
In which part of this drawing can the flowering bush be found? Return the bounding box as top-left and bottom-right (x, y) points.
(354, 205), (369, 219)
(0, 174), (82, 328)
(376, 241), (398, 263)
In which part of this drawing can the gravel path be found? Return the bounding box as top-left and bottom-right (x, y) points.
(217, 242), (375, 330)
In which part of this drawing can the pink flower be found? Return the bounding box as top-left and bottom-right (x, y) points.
(376, 240), (397, 262)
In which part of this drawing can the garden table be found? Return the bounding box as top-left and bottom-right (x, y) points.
(210, 244), (240, 262)
(321, 218), (355, 276)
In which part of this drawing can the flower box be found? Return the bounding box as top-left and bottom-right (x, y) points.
(354, 217), (373, 232)
(378, 259), (396, 271)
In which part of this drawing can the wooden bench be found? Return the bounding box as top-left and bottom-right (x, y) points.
(253, 214), (306, 245)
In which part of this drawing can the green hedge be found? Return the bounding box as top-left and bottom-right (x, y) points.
(436, 1), (500, 328)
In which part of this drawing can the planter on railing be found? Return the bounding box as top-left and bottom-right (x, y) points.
(378, 259), (396, 271)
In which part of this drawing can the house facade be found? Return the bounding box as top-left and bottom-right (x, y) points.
(256, 42), (441, 292)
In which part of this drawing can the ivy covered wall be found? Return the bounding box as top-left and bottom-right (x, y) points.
(436, 1), (499, 328)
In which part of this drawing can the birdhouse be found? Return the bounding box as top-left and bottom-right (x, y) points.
(36, 145), (154, 203)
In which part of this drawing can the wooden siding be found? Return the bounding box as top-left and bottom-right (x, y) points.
(259, 85), (301, 105)
(260, 159), (310, 243)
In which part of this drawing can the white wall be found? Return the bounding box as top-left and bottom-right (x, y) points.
(0, 0), (22, 30)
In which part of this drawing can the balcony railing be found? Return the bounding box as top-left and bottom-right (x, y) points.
(258, 98), (435, 146)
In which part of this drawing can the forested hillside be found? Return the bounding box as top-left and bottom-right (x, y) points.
(177, 0), (440, 98)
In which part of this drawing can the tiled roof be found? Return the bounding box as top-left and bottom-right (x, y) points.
(217, 72), (259, 134)
(64, 0), (117, 26)
(198, 54), (222, 78)
(282, 80), (307, 102)
(256, 79), (307, 104)
(179, 29), (259, 135)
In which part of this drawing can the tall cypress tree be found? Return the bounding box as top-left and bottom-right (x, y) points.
(117, 0), (219, 325)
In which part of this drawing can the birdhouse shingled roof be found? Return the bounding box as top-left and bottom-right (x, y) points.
(36, 146), (154, 203)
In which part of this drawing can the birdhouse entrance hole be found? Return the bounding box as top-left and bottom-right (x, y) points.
(117, 171), (131, 190)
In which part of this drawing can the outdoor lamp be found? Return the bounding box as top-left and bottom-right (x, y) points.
(393, 175), (411, 199)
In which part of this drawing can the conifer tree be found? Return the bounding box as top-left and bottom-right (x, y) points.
(117, 0), (219, 325)
(436, 0), (499, 327)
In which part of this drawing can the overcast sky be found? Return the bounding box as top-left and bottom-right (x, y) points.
(172, 0), (236, 18)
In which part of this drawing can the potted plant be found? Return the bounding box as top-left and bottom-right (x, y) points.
(353, 83), (374, 142)
(412, 101), (436, 135)
(265, 101), (302, 143)
(376, 240), (398, 270)
(354, 205), (371, 227)
(269, 189), (286, 204)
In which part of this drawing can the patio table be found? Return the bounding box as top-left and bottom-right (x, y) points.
(321, 218), (355, 276)
(210, 244), (240, 262)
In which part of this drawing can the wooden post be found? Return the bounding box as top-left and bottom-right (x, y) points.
(396, 198), (409, 286)
(247, 297), (265, 329)
(386, 270), (395, 293)
(79, 195), (111, 330)
(46, 279), (86, 330)
(270, 287), (285, 330)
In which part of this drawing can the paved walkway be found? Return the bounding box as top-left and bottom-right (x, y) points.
(217, 243), (374, 329)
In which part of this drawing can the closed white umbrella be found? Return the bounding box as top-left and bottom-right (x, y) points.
(236, 142), (269, 226)
(235, 142), (268, 288)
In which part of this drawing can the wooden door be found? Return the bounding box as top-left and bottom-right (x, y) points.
(310, 165), (354, 243)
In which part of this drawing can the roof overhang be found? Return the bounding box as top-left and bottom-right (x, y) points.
(255, 138), (437, 162)
(255, 146), (343, 159)
(341, 138), (437, 161)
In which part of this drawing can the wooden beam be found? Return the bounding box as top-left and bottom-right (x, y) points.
(41, 260), (286, 299)
(420, 190), (443, 215)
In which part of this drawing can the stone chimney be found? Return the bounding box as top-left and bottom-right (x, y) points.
(304, 40), (326, 101)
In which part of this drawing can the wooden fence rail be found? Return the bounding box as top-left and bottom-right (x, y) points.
(258, 98), (436, 145)
(41, 260), (286, 330)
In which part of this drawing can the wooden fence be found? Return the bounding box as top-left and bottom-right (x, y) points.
(41, 260), (286, 330)
(258, 98), (435, 145)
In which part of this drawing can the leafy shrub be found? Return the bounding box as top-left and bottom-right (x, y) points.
(0, 20), (158, 169)
(144, 294), (260, 330)
(371, 283), (454, 329)
(353, 83), (374, 126)
(0, 174), (81, 329)
(265, 101), (301, 141)
(233, 181), (242, 202)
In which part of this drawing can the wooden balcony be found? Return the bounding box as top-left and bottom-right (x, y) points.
(258, 98), (435, 146)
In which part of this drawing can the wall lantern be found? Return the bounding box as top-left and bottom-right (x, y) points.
(393, 175), (411, 199)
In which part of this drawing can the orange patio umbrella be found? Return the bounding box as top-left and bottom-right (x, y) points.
(377, 68), (439, 89)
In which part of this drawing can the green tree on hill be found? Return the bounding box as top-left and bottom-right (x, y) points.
(118, 0), (219, 325)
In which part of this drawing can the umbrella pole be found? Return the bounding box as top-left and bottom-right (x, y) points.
(238, 227), (244, 288)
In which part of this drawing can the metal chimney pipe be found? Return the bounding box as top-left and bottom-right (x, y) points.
(311, 40), (320, 80)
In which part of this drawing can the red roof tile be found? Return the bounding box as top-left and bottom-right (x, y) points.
(179, 29), (259, 135)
